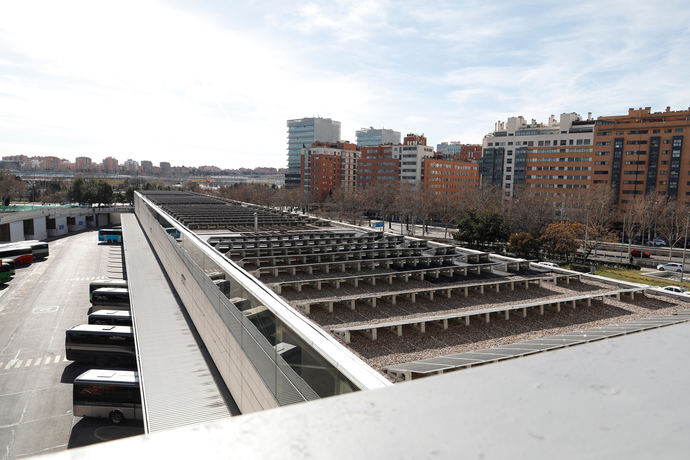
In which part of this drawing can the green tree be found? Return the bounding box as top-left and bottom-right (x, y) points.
(454, 208), (510, 249)
(508, 232), (542, 258)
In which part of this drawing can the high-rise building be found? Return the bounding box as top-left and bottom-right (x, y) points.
(592, 106), (690, 209)
(141, 160), (153, 175)
(357, 145), (400, 190)
(124, 159), (139, 174)
(40, 156), (60, 170)
(356, 127), (401, 147)
(286, 117), (341, 188)
(160, 162), (171, 175)
(75, 156), (92, 171)
(103, 156), (119, 174)
(392, 134), (435, 187)
(300, 141), (359, 201)
(480, 113), (595, 198)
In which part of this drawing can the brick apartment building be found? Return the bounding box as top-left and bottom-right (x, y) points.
(423, 157), (479, 196)
(300, 141), (360, 202)
(592, 107), (690, 208)
(356, 145), (400, 190)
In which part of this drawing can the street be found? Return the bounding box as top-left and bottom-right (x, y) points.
(0, 230), (142, 459)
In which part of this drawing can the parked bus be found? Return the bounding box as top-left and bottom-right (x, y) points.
(90, 287), (130, 307)
(88, 310), (132, 327)
(0, 263), (11, 283)
(73, 369), (142, 424)
(0, 247), (33, 265)
(0, 241), (49, 259)
(2, 259), (15, 276)
(89, 279), (128, 295)
(65, 324), (136, 366)
(98, 229), (122, 244)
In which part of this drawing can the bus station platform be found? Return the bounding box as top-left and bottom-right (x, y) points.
(121, 214), (238, 433)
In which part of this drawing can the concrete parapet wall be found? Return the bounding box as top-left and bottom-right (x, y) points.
(134, 194), (278, 414)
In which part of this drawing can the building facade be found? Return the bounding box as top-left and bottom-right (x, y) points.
(423, 157), (479, 197)
(436, 142), (482, 162)
(75, 156), (92, 171)
(392, 134), (435, 187)
(300, 142), (359, 202)
(592, 107), (690, 208)
(480, 113), (595, 198)
(141, 160), (153, 175)
(357, 145), (400, 190)
(103, 156), (119, 174)
(356, 128), (401, 147)
(287, 117), (341, 188)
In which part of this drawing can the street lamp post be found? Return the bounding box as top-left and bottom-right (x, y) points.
(681, 212), (689, 283)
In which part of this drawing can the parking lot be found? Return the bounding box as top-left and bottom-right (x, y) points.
(0, 230), (143, 459)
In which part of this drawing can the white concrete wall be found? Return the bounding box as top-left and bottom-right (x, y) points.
(9, 221), (24, 242)
(96, 214), (109, 227)
(54, 217), (68, 235)
(68, 215), (86, 232)
(32, 217), (47, 241)
(135, 195), (279, 414)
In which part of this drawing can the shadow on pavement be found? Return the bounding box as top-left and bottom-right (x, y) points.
(68, 417), (144, 449)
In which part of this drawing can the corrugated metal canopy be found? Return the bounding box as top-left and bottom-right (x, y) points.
(122, 214), (238, 433)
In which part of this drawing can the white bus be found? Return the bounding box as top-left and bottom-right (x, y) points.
(88, 310), (132, 327)
(90, 287), (130, 309)
(73, 369), (142, 424)
(65, 324), (136, 366)
(89, 279), (128, 295)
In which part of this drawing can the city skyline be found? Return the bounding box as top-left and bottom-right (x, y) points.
(2, 1), (690, 169)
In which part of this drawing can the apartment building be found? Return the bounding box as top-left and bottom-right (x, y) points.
(103, 156), (119, 174)
(287, 117), (341, 188)
(356, 127), (401, 147)
(480, 113), (595, 198)
(75, 156), (92, 171)
(592, 107), (690, 208)
(423, 156), (479, 197)
(357, 145), (400, 190)
(141, 160), (153, 175)
(436, 142), (482, 162)
(300, 142), (360, 202)
(392, 134), (435, 187)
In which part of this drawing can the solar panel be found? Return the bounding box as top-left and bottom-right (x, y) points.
(386, 362), (451, 374)
(500, 343), (560, 351)
(422, 357), (481, 366)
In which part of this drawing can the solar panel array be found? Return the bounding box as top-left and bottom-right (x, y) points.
(385, 310), (690, 381)
(141, 191), (326, 231)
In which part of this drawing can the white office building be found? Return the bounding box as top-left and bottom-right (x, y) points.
(392, 134), (435, 187)
(286, 117), (341, 188)
(356, 127), (401, 147)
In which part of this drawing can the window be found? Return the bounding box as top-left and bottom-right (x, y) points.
(676, 128), (684, 132)
(576, 139), (583, 145)
(560, 140), (567, 146)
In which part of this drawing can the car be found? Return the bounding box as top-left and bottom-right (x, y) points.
(657, 262), (684, 272)
(662, 286), (688, 293)
(630, 249), (651, 258)
(539, 261), (559, 268)
(651, 238), (667, 247)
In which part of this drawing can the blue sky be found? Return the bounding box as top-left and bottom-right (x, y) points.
(1, 0), (690, 169)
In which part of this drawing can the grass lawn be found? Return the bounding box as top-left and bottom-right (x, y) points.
(593, 267), (690, 289)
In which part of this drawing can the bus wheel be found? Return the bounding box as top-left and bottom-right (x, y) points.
(109, 410), (124, 424)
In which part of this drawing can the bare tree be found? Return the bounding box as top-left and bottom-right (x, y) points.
(657, 201), (689, 261)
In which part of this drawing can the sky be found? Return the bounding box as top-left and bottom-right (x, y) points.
(1, 0), (690, 169)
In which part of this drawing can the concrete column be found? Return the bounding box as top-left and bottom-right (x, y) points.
(9, 221), (24, 242)
(32, 217), (47, 241)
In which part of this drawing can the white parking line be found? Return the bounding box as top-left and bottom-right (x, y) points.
(53, 355), (60, 363)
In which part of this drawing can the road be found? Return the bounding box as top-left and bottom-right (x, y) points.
(0, 230), (142, 459)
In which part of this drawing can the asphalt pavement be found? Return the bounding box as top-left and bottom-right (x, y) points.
(0, 230), (142, 459)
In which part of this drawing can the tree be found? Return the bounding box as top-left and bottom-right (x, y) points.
(539, 221), (584, 262)
(508, 232), (541, 258)
(454, 208), (510, 249)
(657, 201), (689, 261)
(0, 171), (27, 206)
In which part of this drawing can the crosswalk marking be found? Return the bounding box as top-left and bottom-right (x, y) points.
(34, 357), (42, 366)
(14, 360), (23, 368)
(5, 361), (13, 370)
(25, 359), (32, 367)
(54, 355), (60, 363)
